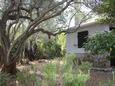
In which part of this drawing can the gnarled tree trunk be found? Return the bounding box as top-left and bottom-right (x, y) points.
(1, 60), (17, 75)
(0, 0), (73, 75)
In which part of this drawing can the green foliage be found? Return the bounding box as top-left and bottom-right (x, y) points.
(63, 68), (89, 86)
(63, 54), (76, 69)
(43, 41), (62, 58)
(17, 68), (41, 86)
(0, 72), (12, 86)
(56, 33), (66, 51)
(63, 54), (90, 86)
(79, 62), (92, 74)
(18, 33), (65, 60)
(96, 0), (115, 24)
(84, 31), (115, 57)
(37, 40), (62, 59)
(42, 63), (57, 86)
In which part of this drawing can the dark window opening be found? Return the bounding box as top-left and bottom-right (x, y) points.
(78, 31), (88, 48)
(110, 26), (115, 31)
(110, 47), (115, 67)
(110, 58), (115, 67)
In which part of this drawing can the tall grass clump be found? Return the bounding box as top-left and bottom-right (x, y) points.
(62, 54), (90, 86)
(17, 66), (41, 86)
(42, 63), (57, 86)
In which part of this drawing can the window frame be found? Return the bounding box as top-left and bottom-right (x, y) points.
(78, 30), (88, 48)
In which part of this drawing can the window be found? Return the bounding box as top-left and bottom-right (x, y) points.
(110, 26), (115, 31)
(78, 31), (88, 48)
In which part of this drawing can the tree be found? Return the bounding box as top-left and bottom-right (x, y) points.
(0, 0), (75, 74)
(85, 0), (115, 24)
(97, 0), (115, 24)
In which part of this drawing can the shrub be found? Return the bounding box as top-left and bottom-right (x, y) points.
(37, 40), (62, 59)
(56, 33), (66, 56)
(84, 31), (115, 59)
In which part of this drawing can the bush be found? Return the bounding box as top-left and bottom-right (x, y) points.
(84, 31), (115, 59)
(37, 40), (62, 59)
(0, 72), (12, 86)
(56, 33), (66, 56)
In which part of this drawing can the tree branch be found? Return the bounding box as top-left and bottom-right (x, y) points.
(27, 0), (73, 32)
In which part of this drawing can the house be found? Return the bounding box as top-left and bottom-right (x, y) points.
(66, 20), (115, 66)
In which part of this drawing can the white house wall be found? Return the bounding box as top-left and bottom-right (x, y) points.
(67, 32), (80, 53)
(66, 24), (110, 54)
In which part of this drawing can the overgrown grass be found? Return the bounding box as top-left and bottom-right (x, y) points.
(17, 54), (91, 86)
(1, 54), (115, 86)
(17, 65), (41, 86)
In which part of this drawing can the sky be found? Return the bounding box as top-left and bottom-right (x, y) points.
(68, 4), (92, 27)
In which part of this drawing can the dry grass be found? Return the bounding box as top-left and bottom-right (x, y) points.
(4, 59), (115, 86)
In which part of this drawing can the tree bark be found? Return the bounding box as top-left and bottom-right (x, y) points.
(1, 60), (17, 75)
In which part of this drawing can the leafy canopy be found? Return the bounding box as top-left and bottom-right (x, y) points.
(96, 0), (115, 24)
